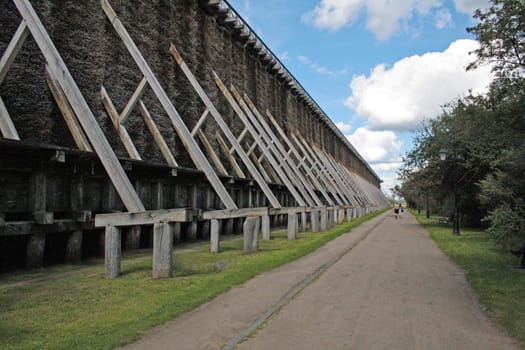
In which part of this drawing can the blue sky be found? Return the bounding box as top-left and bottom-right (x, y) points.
(227, 0), (493, 193)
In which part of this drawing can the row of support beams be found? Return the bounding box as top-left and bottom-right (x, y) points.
(101, 0), (237, 209)
(169, 43), (281, 208)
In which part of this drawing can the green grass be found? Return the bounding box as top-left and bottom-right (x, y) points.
(0, 210), (385, 350)
(413, 211), (525, 345)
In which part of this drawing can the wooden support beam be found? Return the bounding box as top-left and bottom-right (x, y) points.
(197, 129), (228, 176)
(169, 43), (281, 208)
(0, 20), (29, 84)
(105, 225), (121, 279)
(265, 110), (334, 205)
(191, 108), (210, 137)
(213, 71), (306, 206)
(216, 132), (246, 178)
(45, 67), (92, 151)
(12, 0), (144, 212)
(0, 96), (20, 140)
(101, 0), (235, 209)
(119, 77), (147, 124)
(138, 101), (178, 167)
(100, 85), (142, 160)
(95, 208), (191, 227)
(238, 91), (322, 206)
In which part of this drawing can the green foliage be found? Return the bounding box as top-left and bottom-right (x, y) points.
(467, 0), (525, 78)
(485, 199), (525, 249)
(399, 0), (525, 238)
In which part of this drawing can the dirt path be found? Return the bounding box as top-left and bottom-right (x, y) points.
(119, 212), (520, 350)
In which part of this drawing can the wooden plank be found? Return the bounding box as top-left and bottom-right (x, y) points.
(101, 0), (236, 210)
(216, 132), (246, 178)
(169, 43), (281, 209)
(13, 0), (144, 212)
(138, 101), (178, 167)
(100, 85), (142, 160)
(197, 129), (228, 176)
(0, 96), (20, 140)
(250, 151), (272, 183)
(95, 208), (191, 227)
(119, 76), (147, 124)
(0, 20), (29, 84)
(202, 207), (268, 220)
(45, 67), (92, 151)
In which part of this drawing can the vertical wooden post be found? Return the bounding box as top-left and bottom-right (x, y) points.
(311, 210), (320, 233)
(66, 230), (83, 264)
(210, 219), (220, 253)
(105, 225), (121, 279)
(26, 233), (45, 269)
(171, 222), (181, 244)
(153, 222), (173, 279)
(30, 171), (53, 224)
(261, 215), (270, 241)
(125, 226), (141, 250)
(300, 211), (307, 232)
(320, 209), (328, 231)
(346, 208), (352, 222)
(287, 213), (297, 240)
(243, 217), (260, 253)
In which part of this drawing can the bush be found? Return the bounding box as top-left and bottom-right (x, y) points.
(485, 199), (525, 249)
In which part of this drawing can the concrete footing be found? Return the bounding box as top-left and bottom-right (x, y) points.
(261, 215), (271, 241)
(243, 217), (260, 253)
(210, 219), (220, 253)
(320, 209), (328, 231)
(287, 213), (297, 240)
(311, 210), (320, 232)
(153, 222), (173, 279)
(300, 212), (307, 232)
(105, 226), (121, 279)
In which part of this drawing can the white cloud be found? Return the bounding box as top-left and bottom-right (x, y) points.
(435, 8), (452, 28)
(454, 0), (490, 14)
(336, 121), (352, 132)
(279, 52), (290, 61)
(347, 127), (403, 163)
(345, 39), (493, 131)
(303, 0), (444, 40)
(297, 54), (347, 77)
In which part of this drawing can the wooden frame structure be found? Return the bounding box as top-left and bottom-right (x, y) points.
(0, 0), (389, 278)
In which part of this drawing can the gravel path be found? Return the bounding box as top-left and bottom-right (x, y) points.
(119, 211), (521, 350)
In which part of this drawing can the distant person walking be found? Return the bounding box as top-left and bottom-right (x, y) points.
(393, 203), (400, 219)
(399, 203), (404, 219)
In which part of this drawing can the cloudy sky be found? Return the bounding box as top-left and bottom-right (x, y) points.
(228, 0), (493, 194)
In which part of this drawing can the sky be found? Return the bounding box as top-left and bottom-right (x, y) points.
(227, 0), (494, 195)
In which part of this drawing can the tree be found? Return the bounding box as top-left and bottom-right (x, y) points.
(467, 0), (525, 78)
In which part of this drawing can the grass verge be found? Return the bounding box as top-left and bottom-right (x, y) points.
(413, 211), (525, 346)
(0, 210), (385, 350)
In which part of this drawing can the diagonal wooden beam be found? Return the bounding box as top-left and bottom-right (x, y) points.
(0, 20), (29, 84)
(45, 67), (92, 151)
(169, 42), (281, 208)
(101, 0), (236, 209)
(14, 0), (144, 212)
(100, 85), (142, 160)
(197, 129), (228, 176)
(0, 97), (20, 140)
(138, 101), (178, 167)
(216, 132), (246, 178)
